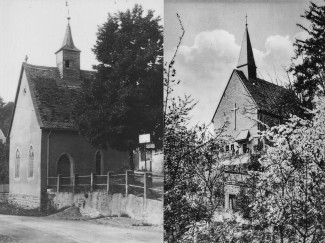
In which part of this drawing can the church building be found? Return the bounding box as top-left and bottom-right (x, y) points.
(8, 19), (128, 209)
(212, 23), (296, 210)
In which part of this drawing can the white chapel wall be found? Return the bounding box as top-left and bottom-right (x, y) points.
(9, 69), (42, 203)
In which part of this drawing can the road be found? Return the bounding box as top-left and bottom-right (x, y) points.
(0, 215), (163, 243)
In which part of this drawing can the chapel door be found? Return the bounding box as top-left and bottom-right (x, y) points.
(57, 154), (71, 177)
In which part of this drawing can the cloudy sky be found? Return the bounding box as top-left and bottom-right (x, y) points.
(165, 0), (322, 126)
(0, 0), (163, 103)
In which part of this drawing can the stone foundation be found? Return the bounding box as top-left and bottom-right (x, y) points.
(8, 194), (40, 209)
(48, 190), (163, 225)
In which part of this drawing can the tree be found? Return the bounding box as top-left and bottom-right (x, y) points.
(0, 96), (12, 184)
(243, 97), (325, 242)
(164, 14), (229, 242)
(0, 100), (14, 136)
(290, 1), (325, 110)
(74, 5), (163, 169)
(0, 142), (9, 184)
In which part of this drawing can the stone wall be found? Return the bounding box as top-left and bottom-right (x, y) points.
(8, 193), (40, 209)
(48, 190), (163, 225)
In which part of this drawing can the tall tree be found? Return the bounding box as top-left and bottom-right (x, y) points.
(241, 98), (325, 242)
(164, 15), (228, 242)
(74, 5), (163, 169)
(290, 1), (325, 110)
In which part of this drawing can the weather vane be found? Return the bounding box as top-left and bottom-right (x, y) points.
(245, 14), (248, 27)
(25, 55), (28, 63)
(66, 1), (70, 21)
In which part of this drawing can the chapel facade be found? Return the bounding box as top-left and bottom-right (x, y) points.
(212, 24), (296, 210)
(8, 19), (128, 209)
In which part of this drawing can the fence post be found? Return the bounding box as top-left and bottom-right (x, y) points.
(107, 171), (110, 193)
(126, 170), (131, 196)
(56, 174), (60, 193)
(90, 172), (94, 192)
(72, 173), (78, 193)
(144, 172), (149, 201)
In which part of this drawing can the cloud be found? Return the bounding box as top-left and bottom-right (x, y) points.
(167, 28), (297, 125)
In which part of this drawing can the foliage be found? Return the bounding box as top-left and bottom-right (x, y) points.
(0, 142), (9, 184)
(0, 97), (14, 136)
(74, 5), (163, 169)
(290, 1), (325, 110)
(164, 95), (227, 242)
(244, 97), (325, 242)
(164, 14), (229, 242)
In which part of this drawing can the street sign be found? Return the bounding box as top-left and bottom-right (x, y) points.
(139, 133), (151, 144)
(146, 143), (155, 149)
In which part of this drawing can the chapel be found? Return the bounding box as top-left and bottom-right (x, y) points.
(7, 18), (128, 209)
(212, 23), (297, 210)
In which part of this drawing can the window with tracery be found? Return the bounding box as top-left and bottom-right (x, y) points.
(15, 149), (20, 178)
(28, 146), (34, 178)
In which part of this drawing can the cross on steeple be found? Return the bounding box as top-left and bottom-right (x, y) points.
(231, 103), (239, 130)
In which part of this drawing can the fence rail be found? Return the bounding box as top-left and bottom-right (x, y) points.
(47, 170), (163, 201)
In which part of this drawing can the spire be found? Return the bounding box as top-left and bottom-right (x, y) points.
(56, 20), (80, 53)
(236, 18), (256, 80)
(55, 17), (81, 79)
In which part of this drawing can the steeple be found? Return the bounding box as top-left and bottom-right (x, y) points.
(55, 18), (81, 79)
(57, 19), (80, 53)
(236, 19), (256, 80)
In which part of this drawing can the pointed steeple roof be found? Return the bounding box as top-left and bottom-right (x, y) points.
(236, 24), (256, 79)
(56, 19), (80, 53)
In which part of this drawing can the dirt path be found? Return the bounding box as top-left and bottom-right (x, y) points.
(0, 214), (163, 243)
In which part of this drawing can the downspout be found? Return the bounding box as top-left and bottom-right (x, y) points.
(47, 130), (52, 184)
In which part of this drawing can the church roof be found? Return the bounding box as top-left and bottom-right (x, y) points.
(236, 70), (296, 115)
(9, 63), (95, 133)
(55, 22), (80, 53)
(212, 69), (296, 122)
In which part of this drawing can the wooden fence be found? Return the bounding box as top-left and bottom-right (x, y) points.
(47, 170), (164, 201)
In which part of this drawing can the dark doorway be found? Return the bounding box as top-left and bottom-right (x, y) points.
(57, 154), (71, 177)
(229, 194), (236, 210)
(95, 151), (102, 175)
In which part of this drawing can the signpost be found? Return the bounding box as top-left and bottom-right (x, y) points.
(139, 134), (153, 171)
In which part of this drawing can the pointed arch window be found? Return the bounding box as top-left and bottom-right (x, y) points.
(28, 146), (34, 178)
(15, 149), (20, 178)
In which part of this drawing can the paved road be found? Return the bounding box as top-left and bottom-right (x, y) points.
(0, 215), (163, 243)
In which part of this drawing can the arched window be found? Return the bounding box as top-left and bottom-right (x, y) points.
(95, 151), (102, 175)
(28, 146), (34, 178)
(15, 149), (20, 178)
(57, 154), (72, 177)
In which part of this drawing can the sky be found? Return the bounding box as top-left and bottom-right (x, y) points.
(165, 0), (323, 126)
(0, 0), (163, 103)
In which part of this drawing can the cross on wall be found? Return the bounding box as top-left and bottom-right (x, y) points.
(231, 103), (239, 130)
